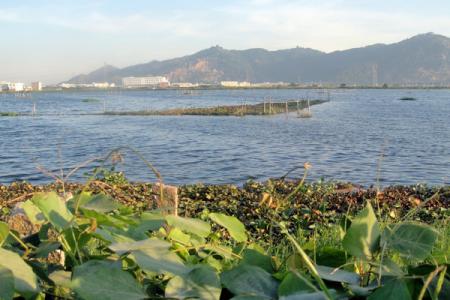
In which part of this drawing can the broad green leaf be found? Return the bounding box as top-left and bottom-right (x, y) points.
(112, 238), (190, 276)
(34, 241), (61, 258)
(342, 202), (380, 259)
(371, 259), (405, 277)
(280, 291), (336, 300)
(368, 279), (411, 300)
(241, 249), (274, 273)
(278, 272), (315, 297)
(209, 213), (247, 242)
(231, 296), (271, 300)
(130, 248), (190, 277)
(382, 222), (438, 260)
(71, 260), (146, 300)
(21, 200), (46, 225)
(165, 265), (221, 300)
(168, 227), (191, 245)
(49, 270), (72, 288)
(94, 227), (135, 244)
(81, 209), (126, 228)
(79, 193), (122, 213)
(166, 215), (211, 237)
(109, 238), (171, 255)
(347, 285), (376, 297)
(315, 247), (347, 268)
(316, 265), (360, 285)
(204, 244), (235, 259)
(0, 265), (14, 300)
(0, 221), (9, 246)
(136, 212), (165, 232)
(0, 248), (40, 296)
(221, 264), (278, 299)
(31, 192), (73, 231)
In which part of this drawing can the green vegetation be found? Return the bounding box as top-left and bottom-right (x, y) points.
(103, 99), (327, 116)
(0, 112), (19, 117)
(82, 98), (101, 103)
(0, 175), (448, 299)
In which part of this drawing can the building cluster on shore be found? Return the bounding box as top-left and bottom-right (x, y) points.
(4, 75), (450, 92)
(0, 81), (42, 92)
(59, 82), (116, 89)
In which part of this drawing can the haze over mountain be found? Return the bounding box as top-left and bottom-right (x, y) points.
(66, 33), (450, 85)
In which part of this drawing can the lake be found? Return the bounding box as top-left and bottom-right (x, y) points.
(0, 89), (449, 186)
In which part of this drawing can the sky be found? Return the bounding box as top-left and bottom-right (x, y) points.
(1, 0), (450, 84)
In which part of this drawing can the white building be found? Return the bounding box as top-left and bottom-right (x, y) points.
(1, 82), (24, 92)
(172, 82), (199, 88)
(92, 82), (112, 88)
(122, 76), (169, 88)
(31, 81), (42, 91)
(220, 81), (251, 87)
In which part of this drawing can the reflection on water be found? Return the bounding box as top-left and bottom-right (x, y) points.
(0, 89), (449, 186)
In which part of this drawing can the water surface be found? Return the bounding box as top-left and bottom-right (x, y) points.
(0, 89), (448, 186)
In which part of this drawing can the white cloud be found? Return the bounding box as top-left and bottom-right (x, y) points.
(0, 9), (21, 22)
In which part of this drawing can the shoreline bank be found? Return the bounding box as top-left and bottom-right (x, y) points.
(1, 180), (448, 238)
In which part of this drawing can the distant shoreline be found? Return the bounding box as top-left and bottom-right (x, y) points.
(2, 85), (450, 94)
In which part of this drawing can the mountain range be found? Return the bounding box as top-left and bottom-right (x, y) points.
(65, 33), (450, 85)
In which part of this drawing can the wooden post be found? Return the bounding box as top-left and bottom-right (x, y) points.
(263, 102), (266, 114)
(285, 102), (288, 115)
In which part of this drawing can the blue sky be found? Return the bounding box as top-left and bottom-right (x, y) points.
(1, 0), (450, 84)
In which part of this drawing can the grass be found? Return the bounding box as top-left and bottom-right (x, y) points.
(0, 112), (19, 117)
(82, 98), (101, 103)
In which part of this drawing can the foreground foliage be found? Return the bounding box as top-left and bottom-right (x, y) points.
(0, 190), (448, 299)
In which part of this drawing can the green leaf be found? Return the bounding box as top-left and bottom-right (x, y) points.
(221, 264), (278, 299)
(31, 192), (73, 231)
(342, 202), (380, 259)
(49, 270), (72, 288)
(316, 265), (360, 285)
(0, 221), (9, 246)
(241, 249), (274, 273)
(0, 248), (40, 296)
(110, 237), (190, 276)
(21, 200), (46, 225)
(165, 265), (221, 300)
(382, 222), (438, 260)
(278, 272), (315, 297)
(166, 215), (211, 237)
(130, 249), (190, 277)
(315, 247), (347, 268)
(34, 241), (61, 258)
(231, 296), (271, 300)
(94, 227), (135, 244)
(136, 212), (165, 232)
(168, 227), (191, 245)
(0, 265), (14, 300)
(71, 260), (146, 300)
(79, 193), (122, 213)
(209, 213), (247, 242)
(109, 238), (171, 255)
(280, 291), (336, 300)
(368, 279), (412, 300)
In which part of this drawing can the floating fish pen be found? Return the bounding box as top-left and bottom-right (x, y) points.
(297, 99), (312, 118)
(103, 99), (328, 116)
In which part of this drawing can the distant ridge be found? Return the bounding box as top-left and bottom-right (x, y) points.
(65, 33), (450, 85)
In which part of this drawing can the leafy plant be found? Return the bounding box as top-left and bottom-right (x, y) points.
(0, 191), (447, 299)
